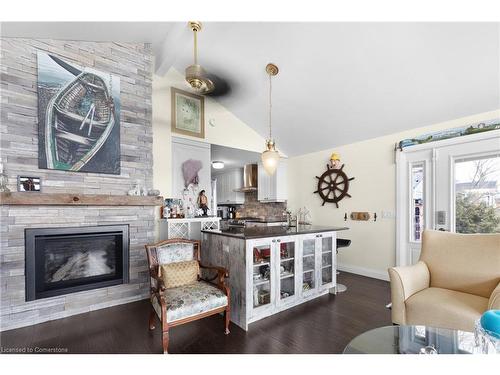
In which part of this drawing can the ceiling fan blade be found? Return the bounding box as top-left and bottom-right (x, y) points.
(204, 73), (231, 97)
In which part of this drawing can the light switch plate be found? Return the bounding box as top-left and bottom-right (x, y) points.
(437, 211), (447, 225)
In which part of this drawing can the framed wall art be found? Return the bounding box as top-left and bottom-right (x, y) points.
(171, 87), (205, 139)
(37, 52), (121, 175)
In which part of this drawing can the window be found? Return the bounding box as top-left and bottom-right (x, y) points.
(455, 155), (500, 233)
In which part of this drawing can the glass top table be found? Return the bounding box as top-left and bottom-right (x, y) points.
(343, 325), (477, 354)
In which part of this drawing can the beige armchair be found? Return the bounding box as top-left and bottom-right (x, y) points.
(389, 230), (500, 332)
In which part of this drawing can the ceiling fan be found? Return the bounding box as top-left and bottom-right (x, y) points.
(185, 21), (231, 97)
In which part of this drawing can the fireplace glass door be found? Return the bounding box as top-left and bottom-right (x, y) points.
(25, 225), (129, 301)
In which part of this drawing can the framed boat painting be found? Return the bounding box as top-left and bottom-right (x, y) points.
(171, 87), (205, 139)
(37, 52), (121, 174)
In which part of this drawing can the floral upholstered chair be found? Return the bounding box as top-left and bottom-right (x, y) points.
(145, 238), (230, 353)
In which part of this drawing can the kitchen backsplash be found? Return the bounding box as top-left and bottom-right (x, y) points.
(236, 191), (287, 219)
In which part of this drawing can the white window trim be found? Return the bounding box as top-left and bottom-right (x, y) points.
(396, 129), (500, 266)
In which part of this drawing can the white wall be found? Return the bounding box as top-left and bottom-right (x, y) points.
(152, 68), (267, 197)
(287, 109), (500, 281)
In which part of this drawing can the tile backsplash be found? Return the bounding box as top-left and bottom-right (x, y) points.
(236, 192), (287, 219)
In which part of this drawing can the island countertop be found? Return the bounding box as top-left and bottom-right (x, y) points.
(201, 225), (348, 240)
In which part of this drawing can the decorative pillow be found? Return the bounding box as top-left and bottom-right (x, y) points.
(157, 243), (195, 265)
(160, 260), (199, 289)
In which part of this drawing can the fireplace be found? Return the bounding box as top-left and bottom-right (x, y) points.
(25, 225), (129, 301)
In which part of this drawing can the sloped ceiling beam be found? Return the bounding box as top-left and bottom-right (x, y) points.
(154, 22), (190, 75)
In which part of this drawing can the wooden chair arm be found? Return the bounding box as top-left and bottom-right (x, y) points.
(199, 263), (229, 278)
(149, 268), (166, 292)
(199, 263), (230, 296)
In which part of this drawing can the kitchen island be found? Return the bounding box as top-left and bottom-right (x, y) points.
(201, 225), (348, 330)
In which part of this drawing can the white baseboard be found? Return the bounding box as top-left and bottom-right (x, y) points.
(337, 263), (389, 281)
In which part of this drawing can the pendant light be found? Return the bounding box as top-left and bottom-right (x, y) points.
(185, 21), (214, 94)
(261, 63), (280, 175)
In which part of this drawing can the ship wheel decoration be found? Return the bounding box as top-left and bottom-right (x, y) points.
(314, 156), (355, 208)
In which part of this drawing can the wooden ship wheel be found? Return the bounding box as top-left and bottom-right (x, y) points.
(314, 164), (354, 207)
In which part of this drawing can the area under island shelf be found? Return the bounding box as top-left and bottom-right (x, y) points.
(201, 225), (348, 330)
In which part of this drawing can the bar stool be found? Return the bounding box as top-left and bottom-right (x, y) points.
(336, 238), (351, 293)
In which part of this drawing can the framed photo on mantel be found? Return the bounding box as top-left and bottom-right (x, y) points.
(171, 87), (205, 139)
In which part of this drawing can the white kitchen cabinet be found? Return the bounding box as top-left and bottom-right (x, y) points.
(246, 231), (336, 324)
(299, 232), (336, 297)
(249, 235), (299, 321)
(216, 168), (245, 205)
(257, 160), (287, 202)
(202, 228), (344, 331)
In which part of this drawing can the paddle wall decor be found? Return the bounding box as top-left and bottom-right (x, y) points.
(37, 52), (121, 174)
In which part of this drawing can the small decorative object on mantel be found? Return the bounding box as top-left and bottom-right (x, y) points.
(147, 189), (160, 196)
(17, 176), (41, 192)
(128, 180), (146, 196)
(0, 160), (10, 193)
(314, 154), (355, 208)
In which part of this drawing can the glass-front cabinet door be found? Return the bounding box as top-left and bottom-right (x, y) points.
(277, 237), (297, 304)
(251, 239), (273, 309)
(320, 233), (335, 287)
(301, 234), (317, 294)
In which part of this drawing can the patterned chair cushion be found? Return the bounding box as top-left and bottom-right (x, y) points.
(152, 281), (228, 323)
(160, 260), (199, 288)
(157, 243), (195, 264)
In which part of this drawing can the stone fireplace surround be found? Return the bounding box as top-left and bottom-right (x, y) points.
(0, 38), (156, 331)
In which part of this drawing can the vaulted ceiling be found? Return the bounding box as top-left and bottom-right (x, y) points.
(3, 22), (499, 156)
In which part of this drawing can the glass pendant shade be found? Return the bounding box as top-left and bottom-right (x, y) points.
(261, 142), (280, 175)
(261, 63), (280, 175)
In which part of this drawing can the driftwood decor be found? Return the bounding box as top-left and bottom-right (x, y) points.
(314, 164), (354, 208)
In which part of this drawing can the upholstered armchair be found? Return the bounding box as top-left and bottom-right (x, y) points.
(145, 238), (230, 353)
(389, 230), (500, 332)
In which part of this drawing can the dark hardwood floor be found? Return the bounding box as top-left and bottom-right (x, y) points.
(0, 272), (391, 354)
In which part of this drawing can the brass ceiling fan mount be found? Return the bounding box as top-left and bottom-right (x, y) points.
(189, 21), (202, 33)
(185, 20), (214, 94)
(265, 63), (279, 76)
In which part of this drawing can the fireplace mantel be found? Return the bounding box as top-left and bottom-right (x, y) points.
(0, 192), (164, 206)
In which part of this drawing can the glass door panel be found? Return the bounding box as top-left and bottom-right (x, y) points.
(411, 163), (425, 241)
(321, 236), (333, 285)
(279, 239), (295, 300)
(252, 243), (272, 308)
(454, 155), (500, 233)
(302, 237), (316, 292)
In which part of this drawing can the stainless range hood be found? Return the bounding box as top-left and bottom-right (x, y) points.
(235, 164), (258, 192)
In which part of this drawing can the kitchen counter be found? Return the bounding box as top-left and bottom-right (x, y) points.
(244, 218), (287, 223)
(201, 224), (348, 239)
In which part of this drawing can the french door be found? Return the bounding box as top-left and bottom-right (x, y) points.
(396, 131), (500, 266)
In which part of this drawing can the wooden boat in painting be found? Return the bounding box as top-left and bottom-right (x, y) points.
(45, 71), (116, 171)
